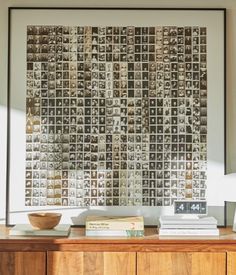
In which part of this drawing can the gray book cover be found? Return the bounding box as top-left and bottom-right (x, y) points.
(9, 224), (71, 236)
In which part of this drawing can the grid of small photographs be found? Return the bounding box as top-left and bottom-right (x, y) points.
(25, 25), (207, 207)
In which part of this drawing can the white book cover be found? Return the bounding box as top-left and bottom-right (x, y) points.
(9, 224), (71, 236)
(159, 228), (219, 236)
(159, 216), (217, 226)
(160, 224), (217, 229)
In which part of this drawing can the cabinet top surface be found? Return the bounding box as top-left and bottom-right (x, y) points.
(1, 226), (236, 244)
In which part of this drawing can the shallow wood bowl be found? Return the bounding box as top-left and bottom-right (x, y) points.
(28, 213), (62, 230)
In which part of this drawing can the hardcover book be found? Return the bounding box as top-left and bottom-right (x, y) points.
(159, 228), (219, 236)
(86, 216), (144, 230)
(159, 216), (217, 225)
(86, 229), (144, 237)
(9, 224), (71, 236)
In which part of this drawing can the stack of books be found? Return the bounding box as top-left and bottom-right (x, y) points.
(158, 215), (219, 236)
(85, 216), (144, 237)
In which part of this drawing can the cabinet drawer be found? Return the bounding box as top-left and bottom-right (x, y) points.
(47, 251), (136, 275)
(138, 252), (226, 275)
(0, 252), (45, 275)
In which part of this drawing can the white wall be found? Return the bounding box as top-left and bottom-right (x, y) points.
(0, 0), (236, 223)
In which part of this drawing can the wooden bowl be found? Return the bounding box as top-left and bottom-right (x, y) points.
(28, 213), (61, 230)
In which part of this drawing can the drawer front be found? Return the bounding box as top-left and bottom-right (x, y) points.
(47, 251), (136, 275)
(137, 252), (226, 275)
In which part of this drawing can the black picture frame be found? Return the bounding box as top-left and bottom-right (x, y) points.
(6, 7), (226, 226)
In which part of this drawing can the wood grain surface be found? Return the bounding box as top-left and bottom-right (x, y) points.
(0, 252), (45, 275)
(1, 226), (236, 253)
(47, 251), (136, 275)
(0, 226), (233, 275)
(227, 252), (236, 275)
(137, 252), (226, 275)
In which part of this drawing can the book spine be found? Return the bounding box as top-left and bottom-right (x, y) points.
(159, 229), (219, 236)
(9, 231), (69, 236)
(159, 221), (217, 226)
(86, 222), (144, 231)
(86, 230), (144, 237)
(160, 224), (217, 229)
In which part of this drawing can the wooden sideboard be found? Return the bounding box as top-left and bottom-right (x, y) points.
(1, 226), (236, 275)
